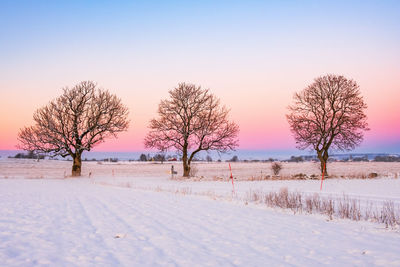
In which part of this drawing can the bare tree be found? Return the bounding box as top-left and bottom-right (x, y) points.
(18, 81), (129, 176)
(145, 82), (239, 177)
(287, 74), (369, 175)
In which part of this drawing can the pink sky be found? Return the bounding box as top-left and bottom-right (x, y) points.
(0, 1), (399, 153)
(1, 69), (399, 153)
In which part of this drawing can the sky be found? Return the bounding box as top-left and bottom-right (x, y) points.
(0, 0), (399, 154)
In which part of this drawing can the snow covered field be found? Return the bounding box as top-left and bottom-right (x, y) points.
(1, 158), (400, 180)
(1, 159), (400, 266)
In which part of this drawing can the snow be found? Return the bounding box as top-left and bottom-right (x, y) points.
(1, 159), (400, 266)
(1, 158), (399, 180)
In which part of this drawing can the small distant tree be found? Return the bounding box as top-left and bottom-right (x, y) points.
(229, 155), (239, 162)
(287, 74), (369, 175)
(139, 154), (147, 161)
(153, 153), (166, 163)
(271, 162), (282, 176)
(289, 156), (304, 163)
(145, 83), (239, 177)
(206, 155), (213, 162)
(18, 81), (129, 176)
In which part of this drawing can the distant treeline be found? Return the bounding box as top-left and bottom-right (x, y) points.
(373, 155), (400, 162)
(9, 151), (45, 160)
(9, 152), (400, 163)
(284, 155), (400, 163)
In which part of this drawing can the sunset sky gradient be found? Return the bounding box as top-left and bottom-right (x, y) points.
(1, 0), (399, 154)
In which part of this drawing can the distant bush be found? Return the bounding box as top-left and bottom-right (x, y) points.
(103, 158), (118, 162)
(83, 158), (97, 161)
(352, 155), (369, 162)
(271, 162), (282, 176)
(206, 155), (213, 162)
(153, 154), (166, 163)
(139, 154), (148, 161)
(288, 156), (303, 162)
(374, 155), (400, 162)
(293, 173), (308, 179)
(368, 172), (378, 178)
(11, 151), (44, 160)
(229, 155), (239, 162)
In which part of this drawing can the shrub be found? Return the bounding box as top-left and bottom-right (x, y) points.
(288, 156), (303, 162)
(368, 172), (378, 178)
(139, 154), (147, 161)
(153, 153), (166, 163)
(229, 155), (239, 162)
(13, 151), (45, 160)
(271, 162), (282, 176)
(293, 173), (308, 179)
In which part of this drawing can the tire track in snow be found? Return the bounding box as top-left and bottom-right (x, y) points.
(91, 188), (245, 266)
(93, 183), (400, 266)
(76, 189), (178, 266)
(71, 194), (122, 266)
(92, 185), (320, 266)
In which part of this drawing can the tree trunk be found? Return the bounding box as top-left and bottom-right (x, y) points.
(182, 145), (190, 177)
(183, 161), (190, 177)
(319, 158), (327, 176)
(72, 154), (82, 177)
(317, 150), (329, 176)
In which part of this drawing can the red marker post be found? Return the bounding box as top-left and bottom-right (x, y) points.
(229, 163), (235, 194)
(320, 162), (326, 191)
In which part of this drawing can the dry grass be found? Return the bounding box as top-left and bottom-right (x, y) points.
(189, 164), (198, 177)
(176, 187), (192, 195)
(240, 172), (393, 181)
(380, 201), (398, 228)
(245, 187), (400, 228)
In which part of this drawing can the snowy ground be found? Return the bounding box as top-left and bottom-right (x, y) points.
(1, 159), (400, 266)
